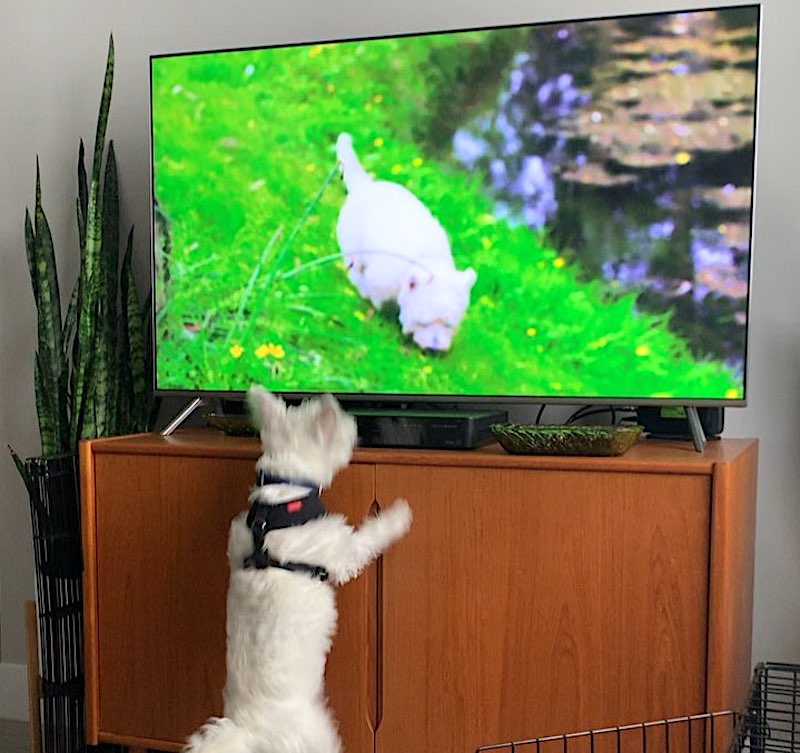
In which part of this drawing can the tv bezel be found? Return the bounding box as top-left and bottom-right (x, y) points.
(148, 2), (761, 409)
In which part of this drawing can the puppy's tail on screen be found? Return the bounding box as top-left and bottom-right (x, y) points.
(184, 717), (258, 753)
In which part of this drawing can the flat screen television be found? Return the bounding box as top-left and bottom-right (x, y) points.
(149, 3), (760, 409)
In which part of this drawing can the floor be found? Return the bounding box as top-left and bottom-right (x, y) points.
(0, 718), (29, 753)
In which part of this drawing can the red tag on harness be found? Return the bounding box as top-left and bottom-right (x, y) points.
(287, 500), (303, 513)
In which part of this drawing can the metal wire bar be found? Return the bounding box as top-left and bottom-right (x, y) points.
(477, 712), (738, 753)
(477, 664), (800, 753)
(745, 664), (800, 753)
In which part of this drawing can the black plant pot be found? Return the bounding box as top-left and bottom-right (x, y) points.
(26, 454), (85, 753)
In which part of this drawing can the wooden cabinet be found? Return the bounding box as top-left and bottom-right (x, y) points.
(80, 431), (757, 753)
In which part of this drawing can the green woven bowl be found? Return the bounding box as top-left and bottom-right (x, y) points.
(491, 423), (643, 456)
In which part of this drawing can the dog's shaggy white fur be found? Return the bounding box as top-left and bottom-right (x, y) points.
(184, 387), (412, 753)
(336, 132), (477, 352)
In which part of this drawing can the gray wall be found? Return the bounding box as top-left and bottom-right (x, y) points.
(2, 0), (798, 700)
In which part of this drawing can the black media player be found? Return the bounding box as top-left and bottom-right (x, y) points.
(350, 408), (508, 449)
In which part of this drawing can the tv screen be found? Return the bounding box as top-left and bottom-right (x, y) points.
(150, 4), (760, 406)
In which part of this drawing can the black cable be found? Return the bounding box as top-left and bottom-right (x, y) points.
(566, 405), (637, 426)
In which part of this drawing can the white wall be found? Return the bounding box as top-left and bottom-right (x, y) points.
(2, 0), (799, 716)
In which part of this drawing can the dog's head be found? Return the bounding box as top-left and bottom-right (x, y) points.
(248, 386), (357, 489)
(397, 264), (477, 352)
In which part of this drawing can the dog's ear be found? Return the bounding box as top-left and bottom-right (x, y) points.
(400, 272), (421, 296)
(461, 267), (477, 291)
(317, 393), (344, 444)
(247, 385), (286, 430)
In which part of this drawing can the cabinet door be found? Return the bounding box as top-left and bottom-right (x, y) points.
(91, 454), (374, 750)
(375, 465), (711, 753)
(93, 452), (253, 746)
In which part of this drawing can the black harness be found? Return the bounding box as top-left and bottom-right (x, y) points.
(243, 472), (329, 581)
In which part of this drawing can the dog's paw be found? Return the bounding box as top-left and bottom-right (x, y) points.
(329, 499), (413, 585)
(227, 511), (254, 567)
(380, 498), (413, 539)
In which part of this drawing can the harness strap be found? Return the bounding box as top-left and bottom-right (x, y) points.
(244, 550), (329, 582)
(247, 485), (326, 531)
(243, 495), (329, 581)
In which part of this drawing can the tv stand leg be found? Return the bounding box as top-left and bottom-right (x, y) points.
(685, 406), (707, 453)
(161, 397), (206, 436)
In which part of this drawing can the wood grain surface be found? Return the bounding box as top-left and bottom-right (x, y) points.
(80, 432), (758, 753)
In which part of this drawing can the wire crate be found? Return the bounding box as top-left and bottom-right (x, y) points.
(747, 662), (800, 753)
(25, 455), (127, 753)
(26, 455), (85, 753)
(476, 662), (800, 753)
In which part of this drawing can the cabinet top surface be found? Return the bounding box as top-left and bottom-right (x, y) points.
(83, 429), (756, 475)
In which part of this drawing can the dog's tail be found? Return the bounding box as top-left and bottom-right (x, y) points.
(184, 717), (260, 753)
(336, 132), (371, 193)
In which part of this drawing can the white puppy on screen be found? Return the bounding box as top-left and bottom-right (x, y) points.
(336, 132), (477, 351)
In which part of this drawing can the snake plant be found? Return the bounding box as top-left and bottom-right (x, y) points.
(10, 35), (150, 488)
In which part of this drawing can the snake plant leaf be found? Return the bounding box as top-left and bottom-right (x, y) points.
(84, 33), (114, 273)
(102, 141), (119, 303)
(62, 283), (79, 362)
(92, 35), (114, 189)
(68, 140), (89, 438)
(34, 354), (57, 456)
(77, 140), (88, 250)
(7, 446), (33, 494)
(103, 142), (121, 433)
(17, 32), (152, 481)
(31, 163), (69, 454)
(73, 284), (102, 444)
(71, 35), (114, 447)
(33, 167), (63, 334)
(69, 142), (86, 409)
(70, 295), (90, 446)
(24, 209), (39, 302)
(120, 227), (148, 431)
(89, 310), (111, 438)
(88, 138), (122, 436)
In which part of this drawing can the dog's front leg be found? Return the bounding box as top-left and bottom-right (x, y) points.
(329, 499), (412, 585)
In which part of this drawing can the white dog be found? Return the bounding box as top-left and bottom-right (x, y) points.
(184, 386), (412, 753)
(335, 132), (477, 351)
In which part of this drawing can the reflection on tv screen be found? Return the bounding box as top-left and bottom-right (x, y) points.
(150, 4), (759, 403)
